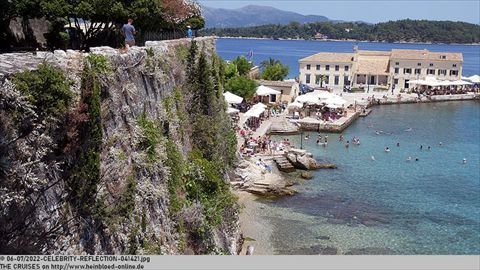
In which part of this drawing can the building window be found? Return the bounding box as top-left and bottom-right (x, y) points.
(395, 62), (399, 65)
(315, 75), (321, 85)
(326, 65), (330, 71)
(452, 64), (457, 67)
(429, 63), (434, 67)
(325, 75), (329, 84)
(438, 69), (447, 76)
(334, 76), (339, 85)
(305, 74), (311, 84)
(344, 76), (350, 85)
(417, 63), (421, 66)
(345, 65), (349, 71)
(394, 79), (399, 85)
(415, 68), (421, 75)
(404, 68), (412, 74)
(440, 55), (446, 59)
(306, 64), (311, 70)
(394, 67), (399, 74)
(316, 65), (320, 70)
(427, 69), (435, 75)
(335, 65), (339, 71)
(450, 70), (458, 76)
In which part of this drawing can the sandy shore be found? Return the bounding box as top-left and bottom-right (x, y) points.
(236, 191), (276, 255)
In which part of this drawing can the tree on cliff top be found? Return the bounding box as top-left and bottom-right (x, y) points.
(1, 0), (204, 51)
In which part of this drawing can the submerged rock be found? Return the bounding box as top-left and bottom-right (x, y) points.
(285, 245), (338, 255)
(300, 171), (313, 179)
(344, 247), (396, 255)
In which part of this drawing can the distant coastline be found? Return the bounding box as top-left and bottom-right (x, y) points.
(214, 36), (480, 46)
(201, 19), (480, 45)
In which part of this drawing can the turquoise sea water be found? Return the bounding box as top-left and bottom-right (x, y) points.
(216, 38), (480, 78)
(216, 39), (480, 254)
(262, 101), (479, 255)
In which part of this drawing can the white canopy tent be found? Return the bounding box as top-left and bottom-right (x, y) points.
(223, 91), (243, 104)
(448, 80), (473, 86)
(244, 106), (265, 118)
(295, 90), (335, 105)
(226, 107), (240, 114)
(410, 77), (473, 87)
(467, 75), (480, 84)
(409, 76), (444, 87)
(323, 95), (348, 106)
(256, 85), (281, 96)
(287, 102), (304, 109)
(252, 102), (268, 109)
(325, 103), (341, 109)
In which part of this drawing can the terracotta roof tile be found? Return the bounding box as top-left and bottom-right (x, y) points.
(390, 49), (463, 61)
(299, 53), (354, 63)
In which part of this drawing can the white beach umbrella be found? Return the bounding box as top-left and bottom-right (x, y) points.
(287, 102), (304, 109)
(409, 79), (426, 85)
(324, 95), (348, 106)
(449, 80), (473, 86)
(295, 92), (323, 105)
(226, 107), (240, 114)
(256, 85), (281, 96)
(244, 106), (265, 118)
(467, 75), (480, 83)
(312, 90), (334, 100)
(325, 103), (341, 109)
(252, 102), (268, 109)
(223, 91), (243, 104)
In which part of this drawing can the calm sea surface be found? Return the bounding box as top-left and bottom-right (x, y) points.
(216, 38), (480, 78)
(216, 39), (480, 255)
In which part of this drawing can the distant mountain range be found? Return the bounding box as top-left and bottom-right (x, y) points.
(202, 5), (330, 28)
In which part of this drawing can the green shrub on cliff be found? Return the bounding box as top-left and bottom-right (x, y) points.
(13, 63), (74, 118)
(138, 113), (162, 163)
(67, 55), (108, 216)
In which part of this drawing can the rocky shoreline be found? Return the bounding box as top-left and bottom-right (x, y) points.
(231, 148), (337, 254)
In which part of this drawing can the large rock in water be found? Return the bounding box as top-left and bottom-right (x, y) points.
(285, 149), (337, 170)
(296, 155), (320, 170)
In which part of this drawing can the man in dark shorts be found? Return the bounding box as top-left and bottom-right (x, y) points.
(122, 19), (136, 47)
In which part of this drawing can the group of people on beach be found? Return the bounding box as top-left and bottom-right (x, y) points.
(240, 134), (293, 157)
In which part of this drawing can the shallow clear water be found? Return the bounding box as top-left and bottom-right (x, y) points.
(258, 101), (480, 255)
(216, 38), (480, 78)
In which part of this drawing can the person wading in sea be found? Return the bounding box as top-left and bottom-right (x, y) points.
(121, 19), (136, 49)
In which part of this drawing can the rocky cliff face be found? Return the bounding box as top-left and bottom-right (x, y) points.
(0, 37), (241, 255)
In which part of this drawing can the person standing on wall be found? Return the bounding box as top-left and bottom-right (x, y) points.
(187, 25), (193, 39)
(122, 19), (136, 49)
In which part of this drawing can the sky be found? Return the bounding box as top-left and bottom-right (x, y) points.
(197, 0), (480, 24)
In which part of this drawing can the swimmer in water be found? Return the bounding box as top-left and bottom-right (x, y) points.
(371, 155), (375, 161)
(420, 145), (423, 150)
(407, 157), (412, 161)
(439, 142), (443, 146)
(316, 139), (320, 144)
(463, 158), (467, 164)
(404, 128), (412, 132)
(375, 131), (380, 135)
(345, 141), (350, 148)
(305, 134), (309, 140)
(415, 158), (419, 161)
(427, 146), (431, 150)
(385, 147), (390, 152)
(397, 142), (400, 147)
